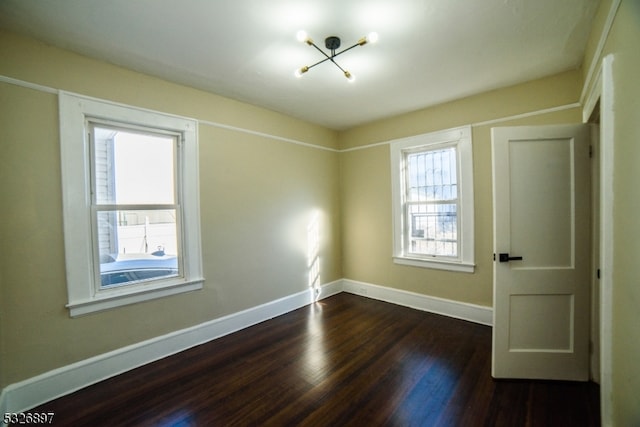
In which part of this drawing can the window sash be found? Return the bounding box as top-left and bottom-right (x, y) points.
(88, 120), (180, 206)
(402, 145), (460, 260)
(404, 146), (458, 203)
(88, 122), (185, 292)
(404, 201), (459, 258)
(91, 206), (184, 289)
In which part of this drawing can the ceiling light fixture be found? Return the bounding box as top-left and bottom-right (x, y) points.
(294, 31), (378, 82)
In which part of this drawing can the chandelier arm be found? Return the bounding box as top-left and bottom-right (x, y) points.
(306, 40), (348, 74)
(311, 40), (359, 74)
(329, 58), (348, 74)
(308, 39), (362, 62)
(306, 56), (333, 70)
(330, 42), (363, 59)
(309, 41), (333, 61)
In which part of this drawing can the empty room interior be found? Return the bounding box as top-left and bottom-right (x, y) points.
(0, 0), (638, 425)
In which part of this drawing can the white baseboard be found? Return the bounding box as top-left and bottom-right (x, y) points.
(0, 278), (489, 416)
(342, 279), (493, 326)
(1, 280), (342, 415)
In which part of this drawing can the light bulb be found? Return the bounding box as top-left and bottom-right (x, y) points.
(367, 32), (379, 44)
(296, 30), (308, 42)
(345, 71), (355, 82)
(295, 66), (309, 78)
(297, 30), (313, 45)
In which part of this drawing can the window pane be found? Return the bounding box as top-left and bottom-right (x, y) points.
(97, 209), (179, 287)
(407, 147), (457, 202)
(93, 126), (176, 205)
(408, 203), (457, 256)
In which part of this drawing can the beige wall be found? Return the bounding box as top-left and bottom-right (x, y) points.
(584, 0), (640, 424)
(338, 71), (583, 307)
(0, 30), (341, 387)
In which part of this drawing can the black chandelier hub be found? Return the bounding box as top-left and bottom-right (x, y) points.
(325, 36), (341, 51)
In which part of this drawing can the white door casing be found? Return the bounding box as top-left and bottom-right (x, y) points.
(492, 124), (591, 380)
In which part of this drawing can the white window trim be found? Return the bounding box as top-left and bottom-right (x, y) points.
(59, 92), (204, 316)
(390, 126), (475, 273)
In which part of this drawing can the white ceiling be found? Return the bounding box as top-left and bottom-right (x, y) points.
(0, 0), (599, 130)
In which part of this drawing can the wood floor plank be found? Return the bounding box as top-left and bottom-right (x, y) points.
(26, 293), (600, 426)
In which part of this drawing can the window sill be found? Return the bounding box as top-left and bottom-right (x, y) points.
(393, 256), (475, 273)
(66, 278), (204, 317)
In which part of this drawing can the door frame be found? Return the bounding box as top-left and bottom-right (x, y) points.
(583, 54), (614, 426)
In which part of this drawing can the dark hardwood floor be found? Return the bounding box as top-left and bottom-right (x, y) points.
(29, 293), (600, 426)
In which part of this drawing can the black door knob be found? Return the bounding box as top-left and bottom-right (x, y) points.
(499, 253), (523, 263)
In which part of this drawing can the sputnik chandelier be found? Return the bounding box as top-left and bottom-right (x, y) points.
(294, 30), (379, 81)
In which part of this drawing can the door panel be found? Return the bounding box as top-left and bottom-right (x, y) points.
(492, 124), (590, 380)
(510, 138), (573, 268)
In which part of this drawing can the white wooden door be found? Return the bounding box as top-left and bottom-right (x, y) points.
(491, 124), (591, 380)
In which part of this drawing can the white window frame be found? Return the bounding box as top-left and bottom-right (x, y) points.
(390, 126), (475, 273)
(59, 92), (204, 316)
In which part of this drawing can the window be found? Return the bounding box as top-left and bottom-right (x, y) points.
(91, 123), (180, 287)
(390, 126), (475, 272)
(59, 92), (203, 316)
